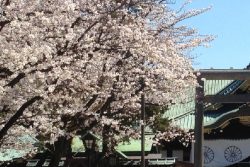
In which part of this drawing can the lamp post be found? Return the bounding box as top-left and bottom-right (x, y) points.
(141, 93), (145, 167)
(85, 139), (94, 150)
(80, 131), (100, 167)
(86, 139), (93, 167)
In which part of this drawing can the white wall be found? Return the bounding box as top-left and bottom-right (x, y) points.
(190, 139), (250, 167)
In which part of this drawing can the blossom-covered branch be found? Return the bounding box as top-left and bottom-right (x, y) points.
(0, 0), (211, 156)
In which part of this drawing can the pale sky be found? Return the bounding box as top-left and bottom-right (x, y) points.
(172, 0), (250, 69)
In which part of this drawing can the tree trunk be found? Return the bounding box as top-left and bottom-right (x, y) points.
(36, 150), (49, 167)
(0, 96), (42, 141)
(65, 137), (73, 167)
(49, 136), (71, 167)
(102, 125), (111, 167)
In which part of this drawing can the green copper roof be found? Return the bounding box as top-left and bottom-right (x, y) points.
(204, 109), (238, 128)
(204, 80), (234, 95)
(71, 134), (154, 153)
(163, 80), (239, 130)
(204, 108), (250, 129)
(1, 133), (154, 162)
(0, 149), (27, 161)
(0, 135), (37, 162)
(116, 135), (154, 152)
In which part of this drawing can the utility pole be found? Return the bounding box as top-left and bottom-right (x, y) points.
(194, 76), (204, 167)
(141, 93), (145, 167)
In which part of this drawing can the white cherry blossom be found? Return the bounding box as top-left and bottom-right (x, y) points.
(0, 0), (211, 155)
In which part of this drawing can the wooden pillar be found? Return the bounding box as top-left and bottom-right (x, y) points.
(194, 77), (204, 167)
(141, 94), (145, 167)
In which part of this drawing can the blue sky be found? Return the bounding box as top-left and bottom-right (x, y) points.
(172, 0), (250, 69)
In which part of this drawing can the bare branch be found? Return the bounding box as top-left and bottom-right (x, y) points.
(0, 96), (42, 141)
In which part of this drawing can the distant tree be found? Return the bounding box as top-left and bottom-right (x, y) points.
(146, 105), (193, 147)
(0, 0), (211, 160)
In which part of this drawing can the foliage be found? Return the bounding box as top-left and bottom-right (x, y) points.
(146, 105), (193, 147)
(145, 105), (170, 132)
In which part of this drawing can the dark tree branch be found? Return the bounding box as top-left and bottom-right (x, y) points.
(30, 66), (53, 74)
(77, 21), (98, 43)
(1, 105), (9, 114)
(0, 20), (11, 32)
(70, 17), (82, 28)
(76, 119), (98, 135)
(85, 94), (99, 109)
(135, 77), (145, 94)
(4, 0), (11, 6)
(5, 73), (25, 87)
(0, 67), (13, 78)
(98, 91), (115, 116)
(0, 96), (42, 141)
(56, 40), (69, 56)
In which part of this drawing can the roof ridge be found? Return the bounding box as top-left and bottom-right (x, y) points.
(245, 63), (250, 69)
(218, 80), (244, 95)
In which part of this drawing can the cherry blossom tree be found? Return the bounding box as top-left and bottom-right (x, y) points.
(0, 0), (211, 161)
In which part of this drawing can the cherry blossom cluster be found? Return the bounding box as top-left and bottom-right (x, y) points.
(0, 0), (211, 155)
(155, 125), (194, 147)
